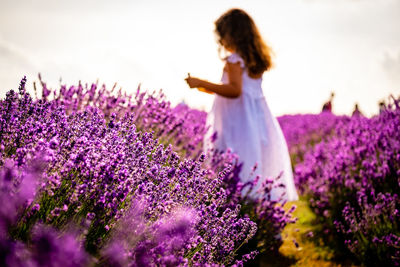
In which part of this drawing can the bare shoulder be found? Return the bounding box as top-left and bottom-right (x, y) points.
(225, 61), (243, 71)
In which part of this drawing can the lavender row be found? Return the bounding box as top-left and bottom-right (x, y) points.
(292, 103), (400, 265)
(278, 112), (349, 166)
(0, 76), (295, 266)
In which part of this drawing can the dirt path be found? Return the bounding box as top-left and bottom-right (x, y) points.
(259, 199), (359, 267)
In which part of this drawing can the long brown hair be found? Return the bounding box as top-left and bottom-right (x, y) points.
(215, 8), (274, 77)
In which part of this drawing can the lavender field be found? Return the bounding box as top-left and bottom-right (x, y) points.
(0, 76), (399, 266)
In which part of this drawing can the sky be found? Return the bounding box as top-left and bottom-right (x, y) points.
(0, 0), (399, 116)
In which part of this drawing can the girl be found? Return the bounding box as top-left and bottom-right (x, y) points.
(185, 8), (298, 202)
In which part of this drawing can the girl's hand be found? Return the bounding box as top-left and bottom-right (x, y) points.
(185, 73), (203, 88)
(185, 73), (214, 94)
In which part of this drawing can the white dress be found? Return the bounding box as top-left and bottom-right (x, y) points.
(205, 53), (298, 202)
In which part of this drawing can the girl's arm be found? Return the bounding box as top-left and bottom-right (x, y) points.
(185, 62), (242, 98)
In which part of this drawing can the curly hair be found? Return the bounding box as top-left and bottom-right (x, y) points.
(215, 8), (274, 77)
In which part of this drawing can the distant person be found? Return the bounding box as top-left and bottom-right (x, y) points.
(352, 103), (363, 117)
(185, 8), (298, 202)
(322, 92), (335, 112)
(379, 101), (386, 114)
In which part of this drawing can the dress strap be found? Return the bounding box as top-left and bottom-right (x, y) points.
(225, 53), (245, 68)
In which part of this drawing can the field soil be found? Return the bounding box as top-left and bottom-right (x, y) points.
(259, 199), (359, 267)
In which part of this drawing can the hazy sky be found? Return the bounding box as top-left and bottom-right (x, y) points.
(1, 0), (399, 116)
